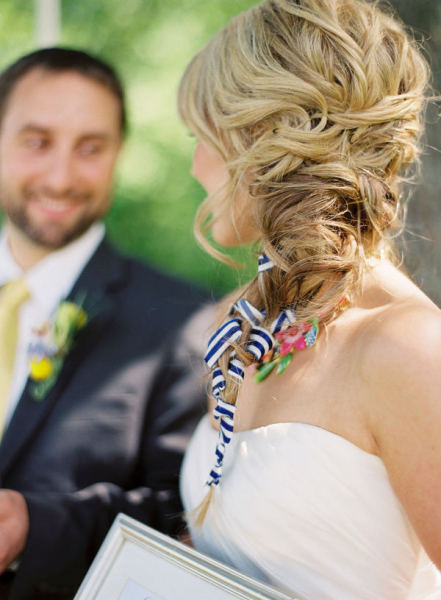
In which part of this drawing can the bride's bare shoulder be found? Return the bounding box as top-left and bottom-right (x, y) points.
(354, 262), (440, 376)
(341, 262), (441, 431)
(355, 267), (441, 568)
(357, 262), (441, 364)
(361, 298), (441, 368)
(353, 263), (441, 444)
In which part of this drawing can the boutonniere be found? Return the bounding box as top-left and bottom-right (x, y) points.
(27, 293), (88, 401)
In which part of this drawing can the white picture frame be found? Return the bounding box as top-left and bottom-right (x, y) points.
(74, 513), (297, 600)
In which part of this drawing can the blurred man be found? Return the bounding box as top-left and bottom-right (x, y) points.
(0, 48), (209, 599)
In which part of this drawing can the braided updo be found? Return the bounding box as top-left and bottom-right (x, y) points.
(178, 0), (429, 397)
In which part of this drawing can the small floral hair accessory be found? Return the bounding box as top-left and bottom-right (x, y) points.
(253, 316), (319, 382)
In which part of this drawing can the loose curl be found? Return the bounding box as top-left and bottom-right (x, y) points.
(178, 0), (429, 400)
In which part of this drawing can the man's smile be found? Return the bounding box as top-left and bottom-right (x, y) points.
(26, 195), (85, 220)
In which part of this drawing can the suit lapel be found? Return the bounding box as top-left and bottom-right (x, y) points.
(0, 239), (127, 480)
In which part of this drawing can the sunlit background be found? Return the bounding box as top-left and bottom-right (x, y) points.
(0, 0), (440, 300)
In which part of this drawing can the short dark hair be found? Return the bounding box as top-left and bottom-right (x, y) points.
(0, 47), (127, 135)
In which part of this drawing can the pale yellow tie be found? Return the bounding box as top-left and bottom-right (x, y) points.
(0, 279), (30, 432)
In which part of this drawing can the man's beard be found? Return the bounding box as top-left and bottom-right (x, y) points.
(0, 191), (105, 250)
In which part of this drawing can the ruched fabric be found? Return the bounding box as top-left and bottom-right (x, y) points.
(181, 415), (441, 600)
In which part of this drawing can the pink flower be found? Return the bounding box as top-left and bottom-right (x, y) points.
(280, 341), (293, 356)
(275, 325), (298, 341)
(293, 336), (306, 350)
(274, 320), (315, 355)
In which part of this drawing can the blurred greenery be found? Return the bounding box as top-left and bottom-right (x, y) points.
(0, 0), (440, 300)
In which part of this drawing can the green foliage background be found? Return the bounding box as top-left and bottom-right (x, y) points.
(0, 0), (440, 299)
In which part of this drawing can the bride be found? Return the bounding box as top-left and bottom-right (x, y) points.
(178, 0), (441, 598)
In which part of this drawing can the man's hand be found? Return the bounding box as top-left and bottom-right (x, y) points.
(0, 490), (29, 573)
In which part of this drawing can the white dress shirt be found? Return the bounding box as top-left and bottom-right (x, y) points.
(0, 222), (105, 425)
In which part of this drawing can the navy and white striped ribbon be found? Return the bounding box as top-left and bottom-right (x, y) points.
(205, 296), (299, 487)
(258, 253), (274, 272)
(271, 308), (296, 334)
(233, 298), (264, 326)
(204, 318), (242, 368)
(247, 326), (274, 360)
(207, 398), (236, 484)
(228, 354), (245, 382)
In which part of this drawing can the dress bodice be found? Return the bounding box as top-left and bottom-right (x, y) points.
(180, 415), (441, 600)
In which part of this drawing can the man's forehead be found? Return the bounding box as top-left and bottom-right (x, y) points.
(2, 67), (121, 136)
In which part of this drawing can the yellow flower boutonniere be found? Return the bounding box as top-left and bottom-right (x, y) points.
(28, 295), (88, 400)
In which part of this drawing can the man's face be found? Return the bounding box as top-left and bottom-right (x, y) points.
(0, 68), (122, 250)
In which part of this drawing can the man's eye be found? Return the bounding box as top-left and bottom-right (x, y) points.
(24, 137), (48, 149)
(79, 143), (102, 156)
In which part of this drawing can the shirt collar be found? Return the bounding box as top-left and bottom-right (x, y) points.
(0, 222), (105, 316)
(0, 233), (21, 283)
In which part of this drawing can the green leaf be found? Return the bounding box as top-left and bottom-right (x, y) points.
(29, 358), (63, 402)
(309, 316), (319, 330)
(254, 360), (277, 383)
(276, 352), (293, 375)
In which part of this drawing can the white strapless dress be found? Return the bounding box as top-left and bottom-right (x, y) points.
(180, 415), (441, 600)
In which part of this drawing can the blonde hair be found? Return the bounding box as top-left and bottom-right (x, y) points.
(178, 0), (429, 512)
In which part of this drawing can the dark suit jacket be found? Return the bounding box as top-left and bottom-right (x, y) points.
(0, 239), (212, 600)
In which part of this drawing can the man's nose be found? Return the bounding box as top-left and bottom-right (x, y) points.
(42, 149), (76, 195)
